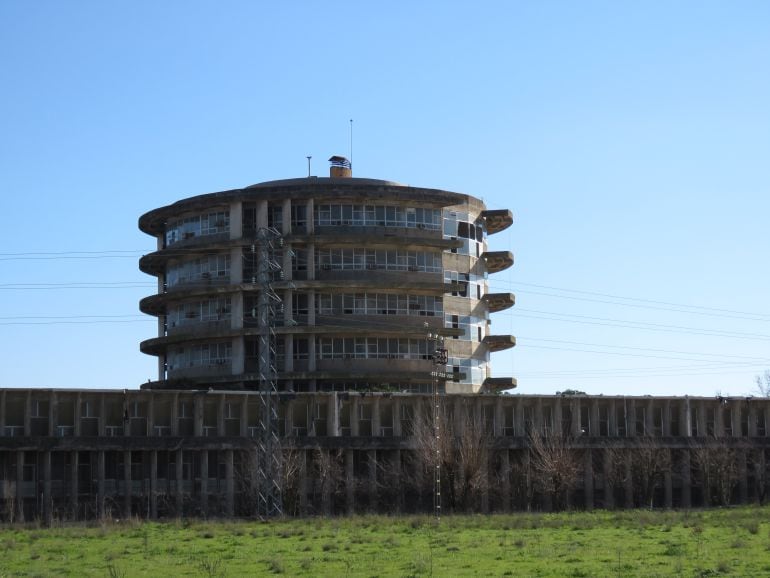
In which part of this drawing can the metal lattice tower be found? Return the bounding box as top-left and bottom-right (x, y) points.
(427, 327), (448, 522)
(252, 227), (284, 519)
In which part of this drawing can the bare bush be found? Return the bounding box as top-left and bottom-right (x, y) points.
(527, 429), (580, 510)
(692, 439), (741, 506)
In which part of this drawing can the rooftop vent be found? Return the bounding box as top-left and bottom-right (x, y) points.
(329, 155), (352, 178)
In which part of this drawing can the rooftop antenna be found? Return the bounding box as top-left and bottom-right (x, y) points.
(306, 156), (312, 177)
(349, 119), (353, 174)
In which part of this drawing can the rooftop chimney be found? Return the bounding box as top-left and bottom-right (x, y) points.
(329, 155), (352, 178)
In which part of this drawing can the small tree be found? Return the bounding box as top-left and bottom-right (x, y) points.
(692, 439), (740, 506)
(629, 437), (671, 509)
(527, 429), (580, 510)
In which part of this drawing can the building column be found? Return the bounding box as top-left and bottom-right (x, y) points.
(494, 398), (504, 437)
(607, 399), (617, 437)
(225, 449), (234, 517)
(394, 449), (404, 514)
(176, 449), (184, 516)
(571, 398), (581, 437)
(368, 449), (378, 512)
(624, 453), (634, 508)
(645, 399), (654, 437)
(748, 404), (758, 437)
(70, 451), (79, 520)
(681, 398), (692, 437)
(296, 450), (307, 516)
(590, 399), (600, 437)
(371, 398), (381, 437)
(737, 449), (748, 503)
(194, 396), (203, 437)
(664, 449), (673, 509)
(150, 450), (158, 519)
(15, 451), (24, 522)
(350, 397), (360, 437)
(229, 200), (243, 240)
(42, 450), (52, 525)
(345, 450), (354, 515)
(627, 399), (637, 437)
(327, 392), (339, 437)
(697, 401), (707, 437)
(97, 450), (106, 519)
(534, 398), (543, 435)
(553, 398), (562, 436)
(515, 398), (525, 437)
(124, 450), (132, 519)
(200, 450), (208, 518)
(393, 398), (402, 437)
(732, 402), (742, 438)
(0, 390), (6, 436)
(662, 400), (671, 437)
(500, 450), (511, 512)
(603, 448), (614, 509)
(715, 403), (725, 437)
(308, 335), (317, 372)
(48, 391), (57, 437)
(24, 392), (31, 436)
(681, 450), (692, 508)
(584, 450), (593, 510)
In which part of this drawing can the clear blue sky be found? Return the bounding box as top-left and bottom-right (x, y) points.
(1, 1), (769, 396)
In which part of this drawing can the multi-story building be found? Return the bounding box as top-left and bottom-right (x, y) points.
(138, 157), (516, 393)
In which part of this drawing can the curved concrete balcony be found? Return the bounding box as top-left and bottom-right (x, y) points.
(291, 230), (459, 252)
(480, 209), (513, 235)
(483, 292), (515, 313)
(481, 251), (514, 274)
(139, 240), (234, 275)
(483, 377), (518, 392)
(482, 334), (516, 352)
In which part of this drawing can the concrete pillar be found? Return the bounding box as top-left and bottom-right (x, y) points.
(146, 394), (154, 437)
(571, 398), (581, 437)
(48, 391), (57, 437)
(350, 397), (360, 437)
(748, 404), (758, 437)
(681, 450), (692, 508)
(553, 398), (562, 436)
(603, 448), (614, 509)
(661, 399), (671, 437)
(200, 450), (208, 518)
(515, 398), (525, 437)
(308, 335), (317, 372)
(98, 395), (106, 437)
(697, 401), (707, 437)
(535, 398), (544, 434)
(738, 449), (748, 503)
(395, 449), (405, 513)
(715, 403), (725, 437)
(124, 450), (132, 518)
(584, 450), (593, 510)
(627, 399), (637, 437)
(285, 399), (295, 437)
(732, 402), (742, 438)
(664, 449), (673, 509)
(393, 398), (402, 437)
(372, 398), (381, 437)
(500, 450), (511, 512)
(624, 454), (634, 508)
(15, 451), (24, 522)
(327, 392), (339, 437)
(24, 392), (31, 436)
(607, 399), (617, 437)
(171, 393), (179, 436)
(42, 450), (51, 525)
(299, 450), (308, 515)
(232, 336), (245, 376)
(645, 399), (654, 436)
(307, 243), (315, 281)
(225, 450), (234, 517)
(345, 450), (354, 515)
(0, 390), (6, 436)
(150, 451), (158, 519)
(681, 398), (692, 437)
(71, 451), (79, 519)
(229, 200), (242, 240)
(494, 397), (504, 437)
(284, 333), (294, 372)
(368, 449), (378, 512)
(256, 199), (268, 229)
(764, 403), (770, 437)
(590, 399), (600, 437)
(281, 198), (291, 236)
(175, 449), (184, 516)
(97, 450), (105, 519)
(217, 396), (226, 436)
(194, 396), (203, 437)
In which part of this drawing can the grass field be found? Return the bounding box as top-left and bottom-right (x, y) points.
(0, 507), (769, 577)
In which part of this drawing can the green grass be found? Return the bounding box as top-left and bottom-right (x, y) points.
(0, 507), (769, 576)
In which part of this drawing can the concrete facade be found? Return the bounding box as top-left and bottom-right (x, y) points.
(1, 389), (768, 521)
(138, 162), (515, 394)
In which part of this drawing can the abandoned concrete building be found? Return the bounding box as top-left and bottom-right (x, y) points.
(0, 389), (769, 521)
(1, 161), (768, 521)
(138, 157), (516, 394)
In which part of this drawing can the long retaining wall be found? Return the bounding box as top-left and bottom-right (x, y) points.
(0, 389), (768, 521)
